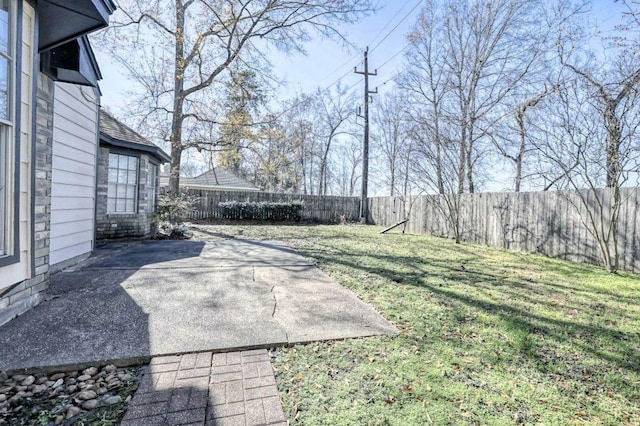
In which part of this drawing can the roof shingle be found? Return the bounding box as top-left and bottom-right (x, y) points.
(159, 167), (259, 191)
(99, 110), (157, 148)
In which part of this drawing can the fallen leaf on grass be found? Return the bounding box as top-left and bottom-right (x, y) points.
(400, 384), (413, 394)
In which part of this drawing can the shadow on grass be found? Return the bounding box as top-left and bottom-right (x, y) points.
(293, 240), (640, 376)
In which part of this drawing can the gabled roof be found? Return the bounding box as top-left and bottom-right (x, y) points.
(99, 110), (170, 163)
(159, 167), (260, 191)
(183, 169), (259, 191)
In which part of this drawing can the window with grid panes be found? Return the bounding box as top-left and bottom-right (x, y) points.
(107, 153), (139, 213)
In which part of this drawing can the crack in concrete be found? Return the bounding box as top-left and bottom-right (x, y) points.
(270, 285), (290, 343)
(270, 285), (277, 317)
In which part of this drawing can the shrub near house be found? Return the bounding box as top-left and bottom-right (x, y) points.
(219, 200), (304, 221)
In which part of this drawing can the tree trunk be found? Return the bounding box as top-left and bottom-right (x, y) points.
(458, 126), (467, 194)
(434, 116), (445, 194)
(466, 120), (475, 193)
(605, 104), (621, 188)
(515, 108), (526, 193)
(389, 165), (395, 196)
(169, 1), (186, 193)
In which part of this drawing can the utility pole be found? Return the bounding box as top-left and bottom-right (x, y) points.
(355, 47), (377, 223)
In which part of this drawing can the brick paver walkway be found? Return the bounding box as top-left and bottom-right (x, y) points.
(121, 349), (286, 426)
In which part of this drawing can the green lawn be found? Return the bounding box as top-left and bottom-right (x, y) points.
(192, 223), (640, 425)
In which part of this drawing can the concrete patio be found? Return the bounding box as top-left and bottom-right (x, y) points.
(0, 239), (398, 372)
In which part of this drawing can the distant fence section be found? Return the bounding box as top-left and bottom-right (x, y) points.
(176, 189), (361, 223)
(368, 188), (640, 273)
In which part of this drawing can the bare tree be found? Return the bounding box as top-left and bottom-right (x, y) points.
(527, 15), (640, 272)
(398, 2), (451, 196)
(334, 137), (362, 196)
(372, 93), (413, 196)
(97, 0), (375, 192)
(281, 94), (316, 194)
(314, 86), (355, 195)
(400, 0), (555, 195)
(489, 85), (557, 192)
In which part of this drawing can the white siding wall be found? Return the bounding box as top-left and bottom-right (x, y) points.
(50, 83), (99, 267)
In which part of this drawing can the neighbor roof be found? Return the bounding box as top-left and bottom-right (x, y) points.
(99, 110), (170, 163)
(183, 169), (259, 191)
(159, 167), (260, 191)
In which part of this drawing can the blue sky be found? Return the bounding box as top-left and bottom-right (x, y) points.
(93, 1), (423, 113)
(94, 1), (628, 114)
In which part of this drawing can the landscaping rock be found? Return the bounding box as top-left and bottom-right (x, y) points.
(66, 405), (81, 419)
(49, 373), (65, 381)
(82, 399), (99, 410)
(77, 390), (97, 400)
(20, 376), (35, 387)
(31, 384), (47, 394)
(0, 364), (142, 425)
(103, 395), (121, 405)
(104, 364), (117, 373)
(8, 392), (26, 405)
(83, 367), (98, 376)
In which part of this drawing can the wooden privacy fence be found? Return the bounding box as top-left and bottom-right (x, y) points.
(176, 189), (361, 223)
(368, 188), (640, 273)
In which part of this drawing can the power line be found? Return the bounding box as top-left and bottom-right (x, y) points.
(274, 0), (422, 118)
(317, 0), (415, 88)
(368, 0), (414, 47)
(316, 53), (362, 87)
(379, 73), (399, 87)
(370, 0), (422, 53)
(377, 43), (411, 71)
(321, 63), (362, 94)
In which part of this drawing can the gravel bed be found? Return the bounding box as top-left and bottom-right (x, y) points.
(0, 364), (144, 425)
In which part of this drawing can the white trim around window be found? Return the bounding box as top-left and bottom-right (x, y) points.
(0, 0), (17, 260)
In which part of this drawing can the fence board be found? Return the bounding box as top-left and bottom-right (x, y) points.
(167, 189), (361, 223)
(368, 189), (640, 273)
(165, 188), (640, 273)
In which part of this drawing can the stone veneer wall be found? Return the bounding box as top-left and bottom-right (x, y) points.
(0, 73), (55, 326)
(95, 147), (158, 239)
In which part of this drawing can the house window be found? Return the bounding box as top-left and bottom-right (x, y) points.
(107, 153), (139, 213)
(0, 0), (15, 257)
(146, 163), (157, 212)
